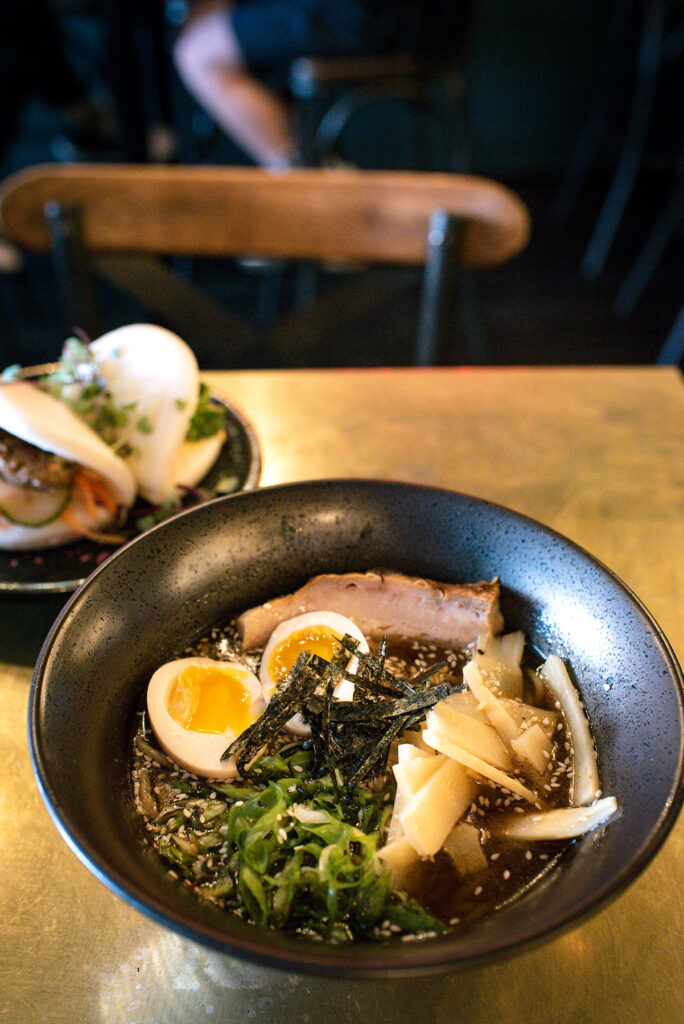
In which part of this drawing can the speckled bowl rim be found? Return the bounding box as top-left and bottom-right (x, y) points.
(28, 479), (684, 978)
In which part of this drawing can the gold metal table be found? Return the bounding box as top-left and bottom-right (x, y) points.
(2, 366), (682, 1023)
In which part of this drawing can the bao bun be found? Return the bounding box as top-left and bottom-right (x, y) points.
(0, 381), (136, 549)
(90, 325), (225, 505)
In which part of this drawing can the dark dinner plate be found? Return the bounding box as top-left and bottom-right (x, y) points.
(0, 394), (261, 595)
(29, 480), (684, 977)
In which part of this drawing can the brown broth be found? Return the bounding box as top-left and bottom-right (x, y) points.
(131, 618), (574, 935)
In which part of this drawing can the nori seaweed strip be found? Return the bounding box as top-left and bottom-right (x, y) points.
(223, 631), (460, 790)
(352, 654), (413, 697)
(331, 635), (412, 700)
(407, 661), (451, 688)
(305, 707), (326, 774)
(328, 680), (452, 722)
(402, 708), (436, 732)
(321, 674), (341, 800)
(307, 646), (357, 805)
(337, 634), (361, 657)
(336, 634), (414, 697)
(221, 650), (318, 766)
(375, 636), (388, 682)
(306, 650), (348, 790)
(347, 714), (413, 787)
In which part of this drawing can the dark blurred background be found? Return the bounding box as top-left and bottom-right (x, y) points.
(1, 0), (682, 369)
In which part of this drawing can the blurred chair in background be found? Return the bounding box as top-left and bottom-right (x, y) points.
(171, 0), (471, 170)
(0, 163), (529, 367)
(288, 49), (469, 171)
(579, 0), (681, 282)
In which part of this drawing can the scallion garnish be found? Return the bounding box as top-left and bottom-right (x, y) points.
(139, 739), (448, 941)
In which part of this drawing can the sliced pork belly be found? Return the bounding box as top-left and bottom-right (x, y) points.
(237, 571), (503, 651)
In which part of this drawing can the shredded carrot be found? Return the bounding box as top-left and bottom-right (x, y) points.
(60, 506), (127, 545)
(73, 471), (98, 521)
(79, 470), (119, 518)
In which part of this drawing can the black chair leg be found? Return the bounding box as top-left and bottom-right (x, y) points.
(417, 210), (488, 365)
(551, 0), (636, 225)
(44, 202), (101, 338)
(581, 0), (666, 279)
(656, 302), (684, 365)
(614, 162), (684, 315)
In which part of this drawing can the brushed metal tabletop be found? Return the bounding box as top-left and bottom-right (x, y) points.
(2, 366), (682, 1024)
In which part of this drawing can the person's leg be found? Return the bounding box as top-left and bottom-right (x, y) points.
(173, 2), (299, 168)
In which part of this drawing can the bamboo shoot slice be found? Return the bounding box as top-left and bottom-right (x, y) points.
(442, 822), (488, 876)
(440, 690), (488, 721)
(500, 698), (560, 741)
(464, 661), (521, 744)
(510, 722), (552, 774)
(397, 742), (431, 765)
(393, 752), (445, 802)
(399, 728), (435, 753)
(426, 703), (513, 771)
(498, 796), (618, 840)
(475, 630), (525, 698)
(540, 655), (600, 806)
(385, 790), (407, 843)
(377, 835), (420, 889)
(399, 757), (477, 857)
(422, 728), (539, 804)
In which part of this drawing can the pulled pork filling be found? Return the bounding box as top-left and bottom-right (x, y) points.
(0, 429), (75, 491)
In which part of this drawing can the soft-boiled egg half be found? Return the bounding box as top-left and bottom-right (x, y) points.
(146, 657), (264, 779)
(260, 610), (369, 734)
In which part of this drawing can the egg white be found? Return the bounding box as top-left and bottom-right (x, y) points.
(259, 611), (369, 735)
(146, 657), (264, 779)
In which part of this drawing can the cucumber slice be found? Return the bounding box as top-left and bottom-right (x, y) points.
(0, 480), (72, 526)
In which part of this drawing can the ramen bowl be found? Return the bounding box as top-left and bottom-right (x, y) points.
(29, 480), (684, 978)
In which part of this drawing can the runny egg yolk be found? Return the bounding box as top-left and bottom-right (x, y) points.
(267, 625), (341, 692)
(166, 663), (256, 735)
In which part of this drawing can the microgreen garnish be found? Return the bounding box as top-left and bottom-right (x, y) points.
(40, 337), (136, 445)
(186, 382), (224, 441)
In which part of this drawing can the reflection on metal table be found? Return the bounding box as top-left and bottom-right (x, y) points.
(2, 366), (683, 1024)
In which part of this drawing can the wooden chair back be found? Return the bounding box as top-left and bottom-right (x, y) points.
(0, 164), (530, 365)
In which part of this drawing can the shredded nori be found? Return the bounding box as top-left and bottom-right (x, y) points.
(222, 635), (459, 791)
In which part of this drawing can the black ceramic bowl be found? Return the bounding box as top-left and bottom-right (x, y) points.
(29, 480), (684, 978)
